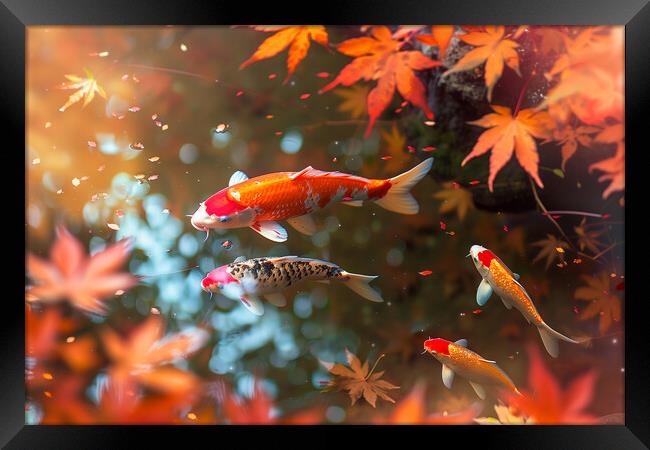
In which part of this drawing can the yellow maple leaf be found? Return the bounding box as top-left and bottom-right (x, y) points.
(433, 182), (474, 221)
(463, 105), (551, 191)
(443, 26), (520, 101)
(379, 123), (409, 173)
(333, 85), (369, 119)
(58, 69), (106, 112)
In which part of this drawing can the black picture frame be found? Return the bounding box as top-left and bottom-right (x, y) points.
(3, 1), (648, 448)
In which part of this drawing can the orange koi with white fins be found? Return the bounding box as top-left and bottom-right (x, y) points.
(468, 245), (580, 357)
(190, 158), (433, 242)
(423, 338), (520, 400)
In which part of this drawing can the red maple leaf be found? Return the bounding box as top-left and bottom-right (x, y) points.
(320, 26), (442, 137)
(503, 345), (598, 424)
(372, 381), (482, 424)
(221, 379), (323, 424)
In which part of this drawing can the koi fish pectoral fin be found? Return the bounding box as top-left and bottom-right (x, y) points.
(287, 214), (317, 236)
(229, 171), (249, 186)
(469, 381), (487, 400)
(513, 272), (520, 280)
(341, 200), (363, 207)
(264, 292), (287, 307)
(250, 221), (288, 242)
(442, 364), (455, 389)
(477, 279), (493, 306)
(240, 295), (264, 316)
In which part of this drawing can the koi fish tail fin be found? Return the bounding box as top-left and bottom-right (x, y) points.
(374, 157), (433, 215)
(537, 323), (580, 358)
(340, 271), (384, 303)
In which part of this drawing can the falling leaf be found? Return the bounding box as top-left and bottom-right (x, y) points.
(531, 234), (569, 270)
(26, 225), (137, 315)
(444, 26), (520, 101)
(415, 26), (455, 58)
(463, 105), (551, 191)
(575, 272), (622, 334)
(240, 26), (328, 82)
(333, 85), (369, 119)
(320, 26), (442, 137)
(58, 69), (107, 112)
(503, 345), (598, 424)
(433, 182), (474, 221)
(321, 350), (399, 407)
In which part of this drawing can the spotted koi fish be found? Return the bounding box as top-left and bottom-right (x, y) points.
(424, 338), (520, 400)
(201, 256), (383, 316)
(469, 245), (579, 357)
(190, 158), (433, 242)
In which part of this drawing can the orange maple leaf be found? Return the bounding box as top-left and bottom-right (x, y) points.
(320, 350), (399, 407)
(373, 381), (482, 424)
(589, 123), (624, 199)
(26, 225), (137, 315)
(443, 26), (520, 101)
(101, 315), (208, 412)
(552, 124), (600, 170)
(415, 26), (455, 58)
(220, 379), (323, 424)
(574, 272), (622, 335)
(320, 26), (442, 137)
(463, 105), (551, 191)
(503, 345), (598, 424)
(240, 26), (328, 82)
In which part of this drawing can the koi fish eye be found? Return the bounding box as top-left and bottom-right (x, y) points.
(218, 216), (230, 223)
(217, 283), (224, 290)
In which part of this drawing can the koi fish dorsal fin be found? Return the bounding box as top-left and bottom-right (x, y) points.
(289, 166), (314, 180)
(229, 171), (249, 186)
(454, 339), (468, 347)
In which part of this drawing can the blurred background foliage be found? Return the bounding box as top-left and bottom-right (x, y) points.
(26, 25), (623, 424)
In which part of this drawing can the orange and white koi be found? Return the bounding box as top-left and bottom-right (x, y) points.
(423, 338), (520, 400)
(190, 158), (433, 242)
(201, 255), (383, 316)
(468, 245), (579, 357)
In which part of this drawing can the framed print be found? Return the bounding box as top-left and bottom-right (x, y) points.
(2, 0), (649, 447)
